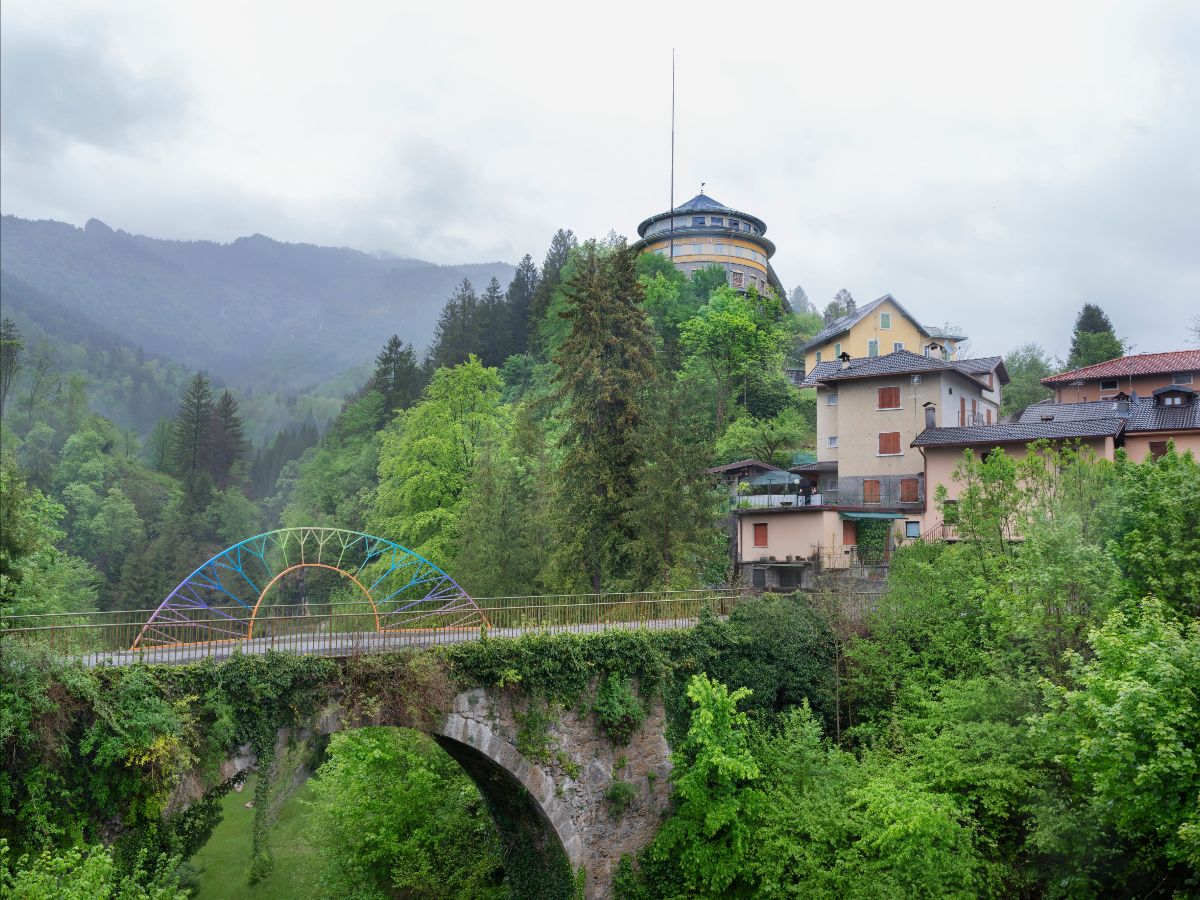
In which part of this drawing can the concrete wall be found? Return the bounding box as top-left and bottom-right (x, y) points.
(1123, 432), (1200, 461)
(737, 508), (841, 562)
(920, 435), (1116, 510)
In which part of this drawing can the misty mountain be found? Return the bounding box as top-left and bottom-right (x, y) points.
(0, 216), (515, 390)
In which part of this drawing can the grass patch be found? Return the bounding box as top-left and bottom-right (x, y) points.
(190, 775), (323, 899)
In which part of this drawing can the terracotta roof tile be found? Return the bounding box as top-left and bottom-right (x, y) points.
(1042, 350), (1200, 385)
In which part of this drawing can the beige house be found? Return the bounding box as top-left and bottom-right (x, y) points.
(735, 350), (1007, 587)
(911, 384), (1200, 537)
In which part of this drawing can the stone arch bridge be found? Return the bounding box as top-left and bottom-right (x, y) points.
(182, 680), (672, 900)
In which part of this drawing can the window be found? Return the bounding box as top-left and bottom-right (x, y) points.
(905, 520), (921, 539)
(900, 478), (919, 502)
(753, 523), (768, 547)
(731, 271), (744, 289)
(834, 342), (842, 356)
(1163, 395), (1183, 406)
(863, 480), (882, 503)
(893, 341), (904, 352)
(878, 432), (901, 455)
(827, 390), (838, 405)
(1173, 373), (1195, 384)
(828, 436), (838, 448)
(711, 217), (724, 226)
(986, 408), (992, 424)
(815, 351), (822, 364)
(692, 216), (705, 226)
(868, 340), (879, 357)
(1100, 379), (1119, 391)
(880, 312), (892, 329)
(877, 386), (901, 409)
(778, 568), (798, 589)
(728, 219), (738, 229)
(1149, 441), (1169, 459)
(752, 568), (766, 588)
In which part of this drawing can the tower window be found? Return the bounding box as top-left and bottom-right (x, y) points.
(711, 217), (724, 226)
(732, 271), (744, 289)
(692, 216), (705, 226)
(729, 219), (739, 229)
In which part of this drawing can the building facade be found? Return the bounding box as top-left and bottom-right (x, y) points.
(795, 294), (967, 377)
(1042, 350), (1200, 403)
(631, 192), (787, 300)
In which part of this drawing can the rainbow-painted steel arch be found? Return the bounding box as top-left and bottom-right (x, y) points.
(130, 527), (483, 650)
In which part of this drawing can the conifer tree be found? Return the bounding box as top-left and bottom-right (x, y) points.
(171, 372), (215, 476)
(1067, 304), (1124, 368)
(0, 317), (23, 419)
(477, 277), (507, 366)
(429, 279), (480, 369)
(211, 389), (246, 484)
(550, 239), (657, 592)
(371, 335), (423, 418)
(504, 255), (540, 358)
(529, 229), (577, 354)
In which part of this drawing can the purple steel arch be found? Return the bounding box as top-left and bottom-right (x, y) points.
(130, 527), (483, 650)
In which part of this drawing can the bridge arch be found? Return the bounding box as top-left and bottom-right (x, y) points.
(132, 527), (484, 650)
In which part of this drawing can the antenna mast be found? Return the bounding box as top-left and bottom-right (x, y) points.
(670, 48), (676, 261)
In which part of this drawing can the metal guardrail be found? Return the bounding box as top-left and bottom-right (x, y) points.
(0, 589), (747, 667)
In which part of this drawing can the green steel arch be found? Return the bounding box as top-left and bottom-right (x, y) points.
(131, 527), (482, 650)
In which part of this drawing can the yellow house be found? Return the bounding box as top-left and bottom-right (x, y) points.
(796, 294), (966, 376)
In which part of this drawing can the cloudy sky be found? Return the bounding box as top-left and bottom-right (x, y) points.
(2, 0), (1197, 359)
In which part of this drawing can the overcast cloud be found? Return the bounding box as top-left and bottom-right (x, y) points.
(2, 0), (1197, 359)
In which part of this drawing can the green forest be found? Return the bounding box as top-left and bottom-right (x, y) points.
(2, 230), (1196, 897)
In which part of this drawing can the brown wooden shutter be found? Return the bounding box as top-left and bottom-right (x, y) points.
(900, 478), (919, 502)
(864, 480), (881, 503)
(753, 523), (768, 547)
(879, 431), (901, 454)
(842, 520), (857, 545)
(878, 386), (900, 409)
(1149, 441), (1168, 460)
(960, 396), (967, 425)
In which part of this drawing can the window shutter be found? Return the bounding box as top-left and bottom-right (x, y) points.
(879, 432), (900, 454)
(864, 480), (881, 503)
(753, 523), (768, 547)
(901, 478), (919, 502)
(878, 386), (900, 409)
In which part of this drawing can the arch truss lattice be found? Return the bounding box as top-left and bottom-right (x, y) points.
(131, 528), (483, 650)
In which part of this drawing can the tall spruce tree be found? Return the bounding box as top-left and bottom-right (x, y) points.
(371, 335), (423, 418)
(171, 372), (215, 476)
(211, 390), (246, 484)
(529, 229), (577, 354)
(477, 277), (507, 367)
(504, 255), (540, 358)
(1067, 304), (1124, 368)
(0, 318), (23, 420)
(429, 279), (481, 369)
(550, 239), (657, 592)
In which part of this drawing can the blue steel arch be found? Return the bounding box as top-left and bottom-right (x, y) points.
(131, 527), (482, 650)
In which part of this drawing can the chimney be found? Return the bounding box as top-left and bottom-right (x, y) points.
(845, 298), (856, 315)
(1114, 391), (1131, 418)
(823, 311), (834, 325)
(839, 351), (852, 370)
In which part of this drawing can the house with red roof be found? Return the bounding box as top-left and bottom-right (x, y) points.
(1042, 350), (1200, 403)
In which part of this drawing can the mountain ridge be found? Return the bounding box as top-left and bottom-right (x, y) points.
(0, 214), (516, 390)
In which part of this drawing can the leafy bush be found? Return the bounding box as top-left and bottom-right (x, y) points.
(593, 673), (645, 744)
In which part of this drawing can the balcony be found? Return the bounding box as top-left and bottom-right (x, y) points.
(738, 492), (827, 509)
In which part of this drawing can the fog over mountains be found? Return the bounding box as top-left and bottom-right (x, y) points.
(0, 215), (515, 389)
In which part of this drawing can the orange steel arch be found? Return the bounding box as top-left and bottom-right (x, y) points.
(247, 563), (379, 640)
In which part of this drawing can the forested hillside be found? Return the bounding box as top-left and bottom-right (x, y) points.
(0, 215), (514, 389)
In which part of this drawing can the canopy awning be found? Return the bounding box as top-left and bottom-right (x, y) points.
(839, 511), (904, 521)
(749, 471), (799, 486)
